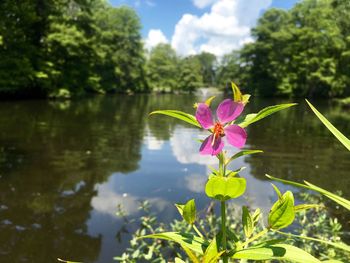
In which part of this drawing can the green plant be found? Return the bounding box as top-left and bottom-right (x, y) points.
(115, 193), (349, 262)
(126, 83), (350, 262)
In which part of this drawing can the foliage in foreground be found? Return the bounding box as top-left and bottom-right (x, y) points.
(114, 193), (349, 263)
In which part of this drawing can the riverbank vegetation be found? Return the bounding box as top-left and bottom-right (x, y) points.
(115, 193), (349, 262)
(1, 0), (350, 98)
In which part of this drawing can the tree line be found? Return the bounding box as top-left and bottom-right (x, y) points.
(0, 0), (349, 98)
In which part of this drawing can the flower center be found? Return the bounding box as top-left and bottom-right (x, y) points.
(213, 122), (225, 138)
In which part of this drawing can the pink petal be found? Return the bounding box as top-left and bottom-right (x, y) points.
(216, 99), (244, 124)
(196, 103), (214, 129)
(199, 135), (224, 156)
(224, 125), (247, 148)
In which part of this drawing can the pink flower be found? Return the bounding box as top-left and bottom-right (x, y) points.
(195, 99), (247, 156)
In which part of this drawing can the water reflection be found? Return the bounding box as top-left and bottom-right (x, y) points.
(0, 95), (349, 262)
(244, 99), (350, 197)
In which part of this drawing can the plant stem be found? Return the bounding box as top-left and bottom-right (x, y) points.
(193, 224), (204, 238)
(219, 152), (228, 262)
(242, 228), (269, 248)
(221, 200), (228, 263)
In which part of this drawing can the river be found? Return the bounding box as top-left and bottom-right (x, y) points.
(0, 94), (349, 262)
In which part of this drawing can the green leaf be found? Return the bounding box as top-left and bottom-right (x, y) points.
(175, 258), (186, 263)
(175, 203), (185, 217)
(181, 244), (200, 263)
(203, 237), (224, 263)
(268, 191), (295, 230)
(205, 176), (246, 201)
(252, 208), (261, 225)
(140, 232), (207, 255)
(150, 110), (201, 128)
(304, 181), (350, 210)
(266, 174), (350, 211)
(232, 167), (246, 174)
(231, 243), (320, 263)
(205, 96), (216, 106)
(306, 99), (350, 151)
(225, 150), (263, 166)
(183, 199), (196, 225)
(242, 94), (251, 105)
(275, 230), (350, 253)
(242, 206), (254, 238)
(271, 183), (283, 200)
(57, 259), (82, 263)
(294, 204), (323, 212)
(251, 239), (287, 248)
(238, 103), (297, 128)
(231, 82), (243, 102)
(175, 200), (196, 225)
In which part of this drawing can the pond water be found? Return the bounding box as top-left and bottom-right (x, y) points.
(0, 94), (349, 262)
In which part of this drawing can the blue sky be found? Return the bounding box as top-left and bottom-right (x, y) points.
(109, 0), (298, 56)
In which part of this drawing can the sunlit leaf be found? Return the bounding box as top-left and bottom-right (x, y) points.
(231, 243), (320, 263)
(231, 82), (243, 102)
(242, 94), (251, 105)
(268, 190), (295, 230)
(275, 230), (350, 253)
(57, 259), (82, 263)
(242, 206), (254, 238)
(140, 232), (207, 255)
(238, 103), (297, 128)
(183, 199), (196, 225)
(175, 257), (186, 263)
(176, 199), (196, 225)
(306, 99), (350, 151)
(175, 204), (185, 216)
(294, 203), (323, 212)
(205, 176), (246, 201)
(203, 237), (224, 263)
(225, 150), (263, 166)
(205, 96), (216, 106)
(271, 183), (282, 200)
(252, 208), (261, 225)
(150, 110), (201, 128)
(304, 181), (350, 210)
(181, 244), (200, 263)
(266, 174), (350, 210)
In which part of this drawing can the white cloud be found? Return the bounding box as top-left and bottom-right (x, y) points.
(170, 128), (218, 165)
(144, 29), (169, 51)
(144, 135), (164, 150)
(91, 181), (169, 216)
(171, 0), (272, 56)
(184, 173), (207, 193)
(192, 0), (218, 9)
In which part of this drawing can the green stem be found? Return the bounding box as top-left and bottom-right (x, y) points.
(221, 201), (228, 263)
(218, 152), (228, 262)
(193, 224), (204, 238)
(242, 228), (269, 248)
(274, 230), (350, 252)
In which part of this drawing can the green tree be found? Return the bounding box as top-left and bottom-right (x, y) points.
(0, 0), (148, 98)
(239, 0), (350, 98)
(147, 43), (178, 92)
(177, 56), (203, 93)
(193, 52), (216, 87)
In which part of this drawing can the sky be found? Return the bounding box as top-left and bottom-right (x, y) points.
(109, 0), (298, 56)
